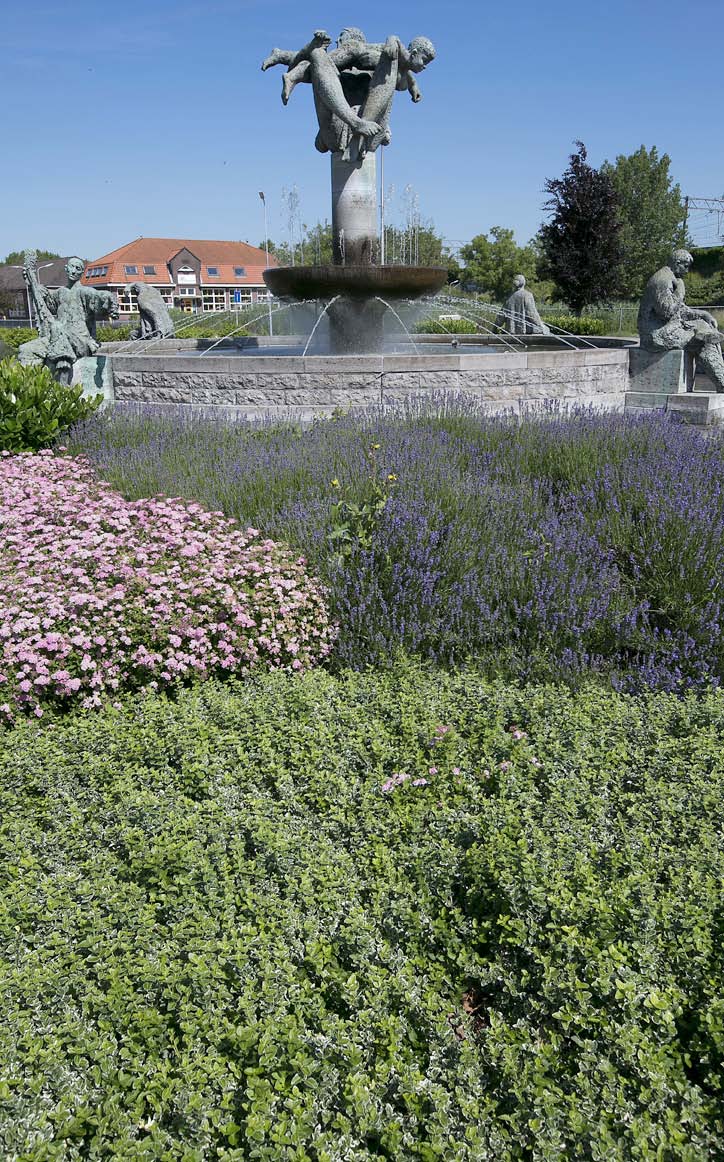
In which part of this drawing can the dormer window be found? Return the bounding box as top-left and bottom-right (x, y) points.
(143, 265), (156, 275)
(206, 266), (219, 277)
(124, 265), (138, 275)
(234, 266), (246, 277)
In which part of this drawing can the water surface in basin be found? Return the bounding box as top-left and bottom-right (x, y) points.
(182, 343), (578, 358)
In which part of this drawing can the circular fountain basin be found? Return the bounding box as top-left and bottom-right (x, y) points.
(102, 334), (634, 426)
(263, 264), (449, 301)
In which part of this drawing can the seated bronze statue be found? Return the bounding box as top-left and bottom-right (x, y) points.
(638, 249), (724, 392)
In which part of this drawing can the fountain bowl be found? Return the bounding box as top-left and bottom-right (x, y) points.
(263, 264), (449, 302)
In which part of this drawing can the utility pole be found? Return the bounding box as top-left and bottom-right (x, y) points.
(259, 191), (273, 337)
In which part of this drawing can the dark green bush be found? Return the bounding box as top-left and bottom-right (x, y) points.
(0, 359), (102, 451)
(1, 664), (723, 1157)
(685, 272), (724, 307)
(691, 245), (724, 279)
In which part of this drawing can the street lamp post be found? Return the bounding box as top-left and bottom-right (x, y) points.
(259, 191), (274, 337)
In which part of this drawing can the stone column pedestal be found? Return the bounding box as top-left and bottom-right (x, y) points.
(326, 296), (387, 354)
(331, 148), (378, 265)
(628, 347), (694, 393)
(73, 355), (115, 407)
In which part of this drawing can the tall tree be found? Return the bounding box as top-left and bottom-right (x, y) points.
(266, 218), (456, 273)
(459, 227), (539, 301)
(262, 221), (333, 266)
(538, 142), (623, 313)
(383, 220), (447, 267)
(601, 145), (688, 298)
(1, 249), (61, 266)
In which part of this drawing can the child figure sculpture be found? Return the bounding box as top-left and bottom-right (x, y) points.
(262, 28), (435, 158)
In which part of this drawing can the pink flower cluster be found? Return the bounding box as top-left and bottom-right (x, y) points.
(0, 451), (336, 720)
(380, 771), (432, 793)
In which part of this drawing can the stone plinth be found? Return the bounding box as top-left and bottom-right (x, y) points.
(73, 355), (114, 406)
(667, 393), (724, 425)
(628, 347), (694, 393)
(331, 150), (378, 265)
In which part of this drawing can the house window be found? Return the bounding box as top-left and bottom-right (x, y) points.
(143, 265), (156, 275)
(124, 265), (138, 275)
(232, 289), (253, 306)
(159, 288), (173, 305)
(202, 288), (228, 312)
(116, 287), (139, 314)
(206, 266), (219, 277)
(234, 266), (246, 278)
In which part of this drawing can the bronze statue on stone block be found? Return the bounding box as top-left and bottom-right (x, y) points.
(18, 251), (118, 384)
(638, 250), (724, 392)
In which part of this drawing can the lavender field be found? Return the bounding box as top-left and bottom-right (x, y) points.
(67, 400), (724, 691)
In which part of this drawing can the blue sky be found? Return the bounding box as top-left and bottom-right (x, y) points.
(2, 0), (722, 261)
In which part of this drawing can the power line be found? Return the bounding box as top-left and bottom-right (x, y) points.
(684, 195), (724, 246)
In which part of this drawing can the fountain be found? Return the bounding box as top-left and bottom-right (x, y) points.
(94, 26), (636, 419)
(260, 27), (446, 353)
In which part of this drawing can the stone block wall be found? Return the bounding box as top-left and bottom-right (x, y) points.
(107, 348), (630, 420)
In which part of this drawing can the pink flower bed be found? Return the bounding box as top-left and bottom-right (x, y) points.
(0, 451), (336, 720)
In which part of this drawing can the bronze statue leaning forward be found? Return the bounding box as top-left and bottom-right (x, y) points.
(129, 282), (174, 341)
(638, 249), (724, 392)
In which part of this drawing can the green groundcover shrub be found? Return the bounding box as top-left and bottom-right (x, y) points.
(0, 326), (38, 351)
(542, 314), (609, 336)
(2, 663), (724, 1158)
(96, 323), (134, 343)
(0, 360), (102, 451)
(414, 318), (479, 335)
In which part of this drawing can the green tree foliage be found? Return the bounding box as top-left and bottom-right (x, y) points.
(685, 272), (724, 306)
(1, 249), (61, 266)
(267, 219), (456, 274)
(382, 220), (446, 266)
(685, 247), (724, 306)
(601, 145), (688, 298)
(538, 142), (623, 313)
(263, 221), (334, 266)
(691, 245), (724, 278)
(459, 226), (539, 300)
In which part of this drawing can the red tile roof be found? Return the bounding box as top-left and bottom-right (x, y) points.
(82, 237), (277, 287)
